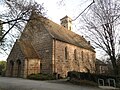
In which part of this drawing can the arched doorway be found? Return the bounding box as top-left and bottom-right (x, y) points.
(10, 60), (14, 77)
(16, 59), (21, 77)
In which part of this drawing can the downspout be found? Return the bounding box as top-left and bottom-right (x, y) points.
(53, 39), (56, 74)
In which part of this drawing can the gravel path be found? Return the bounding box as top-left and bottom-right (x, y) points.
(0, 77), (102, 90)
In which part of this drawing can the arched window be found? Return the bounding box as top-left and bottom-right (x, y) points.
(74, 49), (77, 60)
(10, 60), (14, 66)
(81, 51), (84, 61)
(65, 47), (68, 60)
(10, 60), (14, 77)
(87, 53), (89, 61)
(16, 59), (21, 77)
(17, 59), (21, 65)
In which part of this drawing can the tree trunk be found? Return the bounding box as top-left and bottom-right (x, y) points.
(111, 56), (118, 76)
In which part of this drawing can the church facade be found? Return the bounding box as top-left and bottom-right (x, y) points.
(6, 14), (96, 78)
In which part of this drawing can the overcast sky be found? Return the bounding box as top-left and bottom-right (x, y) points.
(35, 0), (92, 23)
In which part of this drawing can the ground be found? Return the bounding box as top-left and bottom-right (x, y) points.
(0, 77), (103, 90)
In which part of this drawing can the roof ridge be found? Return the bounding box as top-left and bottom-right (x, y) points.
(28, 14), (95, 52)
(43, 16), (88, 43)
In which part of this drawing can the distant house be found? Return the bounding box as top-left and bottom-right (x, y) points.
(95, 59), (108, 74)
(6, 13), (96, 78)
(117, 58), (120, 75)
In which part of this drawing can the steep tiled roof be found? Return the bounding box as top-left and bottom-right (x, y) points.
(30, 14), (95, 52)
(21, 13), (95, 53)
(18, 40), (39, 59)
(45, 19), (95, 51)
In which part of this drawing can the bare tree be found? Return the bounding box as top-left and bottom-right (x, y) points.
(57, 0), (95, 21)
(0, 20), (3, 40)
(81, 0), (120, 76)
(0, 0), (45, 53)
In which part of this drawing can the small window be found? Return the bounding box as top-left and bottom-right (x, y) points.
(69, 20), (72, 23)
(69, 26), (71, 30)
(40, 63), (42, 70)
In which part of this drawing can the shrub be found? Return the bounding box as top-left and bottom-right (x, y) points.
(27, 73), (56, 80)
(1, 70), (6, 77)
(67, 71), (80, 79)
(67, 71), (120, 88)
(0, 61), (6, 76)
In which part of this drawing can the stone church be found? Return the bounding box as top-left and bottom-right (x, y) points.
(6, 14), (96, 78)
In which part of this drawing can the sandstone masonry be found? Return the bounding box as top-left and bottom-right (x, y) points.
(6, 14), (96, 78)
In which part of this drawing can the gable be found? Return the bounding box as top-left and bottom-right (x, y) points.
(18, 40), (39, 59)
(7, 41), (25, 60)
(7, 39), (39, 60)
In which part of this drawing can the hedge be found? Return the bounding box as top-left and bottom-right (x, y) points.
(27, 73), (56, 80)
(67, 71), (120, 88)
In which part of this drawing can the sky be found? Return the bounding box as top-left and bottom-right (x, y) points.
(35, 0), (91, 23)
(0, 0), (102, 60)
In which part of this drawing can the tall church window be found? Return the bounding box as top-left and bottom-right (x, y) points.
(87, 53), (89, 61)
(40, 63), (42, 70)
(16, 59), (21, 77)
(81, 51), (84, 61)
(65, 47), (68, 60)
(74, 49), (77, 60)
(10, 60), (14, 77)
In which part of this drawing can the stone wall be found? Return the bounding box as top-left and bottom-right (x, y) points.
(6, 40), (41, 78)
(6, 41), (25, 77)
(53, 39), (96, 77)
(23, 20), (53, 74)
(23, 59), (40, 78)
(6, 16), (96, 78)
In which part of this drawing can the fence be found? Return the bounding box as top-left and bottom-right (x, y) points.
(67, 71), (120, 87)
